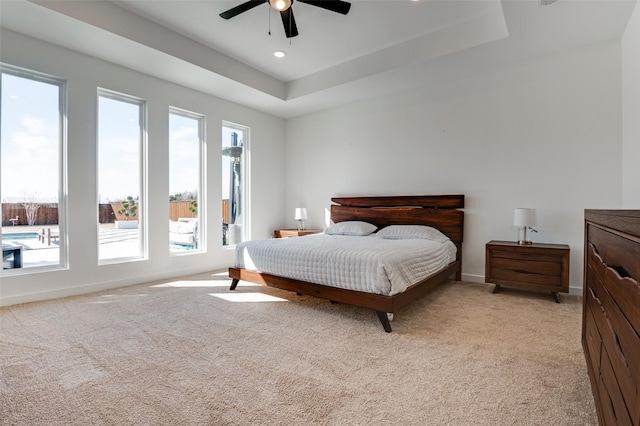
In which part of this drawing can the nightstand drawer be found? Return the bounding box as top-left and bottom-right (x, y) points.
(490, 249), (564, 265)
(489, 257), (564, 287)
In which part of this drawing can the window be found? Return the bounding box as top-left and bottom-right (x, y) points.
(169, 108), (204, 254)
(222, 123), (249, 246)
(97, 90), (145, 262)
(1, 65), (66, 272)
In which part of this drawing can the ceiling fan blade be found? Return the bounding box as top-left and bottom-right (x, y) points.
(297, 0), (351, 15)
(280, 7), (299, 38)
(219, 0), (265, 19)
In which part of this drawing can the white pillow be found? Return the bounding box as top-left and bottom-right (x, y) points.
(324, 221), (377, 236)
(376, 225), (449, 242)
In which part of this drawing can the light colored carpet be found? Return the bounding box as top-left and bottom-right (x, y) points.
(1, 272), (596, 425)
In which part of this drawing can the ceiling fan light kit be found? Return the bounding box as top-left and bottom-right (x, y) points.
(269, 0), (291, 11)
(220, 0), (351, 39)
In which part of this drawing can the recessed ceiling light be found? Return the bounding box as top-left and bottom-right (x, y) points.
(273, 50), (286, 58)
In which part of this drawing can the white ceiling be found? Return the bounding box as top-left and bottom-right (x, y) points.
(113, 0), (504, 82)
(0, 0), (636, 118)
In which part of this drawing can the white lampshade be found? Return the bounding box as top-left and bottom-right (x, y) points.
(514, 208), (537, 227)
(294, 208), (308, 221)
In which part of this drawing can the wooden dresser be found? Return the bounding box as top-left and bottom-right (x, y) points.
(583, 210), (640, 426)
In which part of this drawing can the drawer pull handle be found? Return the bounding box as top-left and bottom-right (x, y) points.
(589, 242), (635, 280)
(609, 265), (630, 279)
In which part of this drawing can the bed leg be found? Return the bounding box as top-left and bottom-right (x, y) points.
(376, 311), (393, 333)
(230, 279), (239, 290)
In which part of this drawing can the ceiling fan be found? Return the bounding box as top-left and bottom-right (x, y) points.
(219, 0), (351, 38)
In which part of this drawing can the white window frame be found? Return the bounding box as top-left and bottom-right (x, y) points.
(169, 107), (206, 255)
(0, 64), (68, 274)
(97, 89), (147, 264)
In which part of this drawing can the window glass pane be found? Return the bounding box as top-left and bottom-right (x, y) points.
(169, 109), (202, 254)
(222, 124), (248, 246)
(97, 92), (144, 262)
(1, 70), (64, 271)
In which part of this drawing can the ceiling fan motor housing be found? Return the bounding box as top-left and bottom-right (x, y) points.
(220, 0), (351, 39)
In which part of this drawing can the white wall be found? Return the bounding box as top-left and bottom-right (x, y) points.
(285, 41), (623, 293)
(2, 10), (633, 303)
(0, 30), (286, 305)
(622, 2), (640, 208)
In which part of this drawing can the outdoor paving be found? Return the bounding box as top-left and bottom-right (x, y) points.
(2, 225), (142, 268)
(3, 222), (197, 270)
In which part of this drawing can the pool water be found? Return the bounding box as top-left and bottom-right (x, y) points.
(3, 235), (195, 249)
(2, 232), (39, 240)
(170, 243), (195, 251)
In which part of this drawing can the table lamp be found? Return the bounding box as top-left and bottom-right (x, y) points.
(514, 208), (537, 245)
(295, 208), (307, 230)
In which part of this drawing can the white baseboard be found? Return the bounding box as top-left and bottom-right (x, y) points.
(460, 273), (485, 283)
(461, 274), (584, 297)
(568, 286), (584, 296)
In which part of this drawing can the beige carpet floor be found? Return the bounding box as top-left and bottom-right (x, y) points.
(1, 272), (596, 425)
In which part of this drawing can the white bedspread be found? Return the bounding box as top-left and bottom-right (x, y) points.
(234, 234), (457, 296)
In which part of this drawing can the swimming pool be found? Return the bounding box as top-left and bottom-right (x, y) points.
(2, 232), (39, 240)
(170, 243), (195, 251)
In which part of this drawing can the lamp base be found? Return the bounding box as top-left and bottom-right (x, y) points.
(516, 226), (534, 245)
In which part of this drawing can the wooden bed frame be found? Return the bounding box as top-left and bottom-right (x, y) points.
(229, 195), (465, 332)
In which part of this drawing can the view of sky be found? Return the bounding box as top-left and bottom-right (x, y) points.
(1, 73), (60, 202)
(98, 95), (142, 203)
(2, 71), (244, 209)
(169, 112), (200, 199)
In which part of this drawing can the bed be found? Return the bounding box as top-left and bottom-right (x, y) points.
(228, 195), (464, 332)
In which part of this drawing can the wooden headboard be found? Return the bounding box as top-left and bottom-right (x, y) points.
(331, 195), (465, 267)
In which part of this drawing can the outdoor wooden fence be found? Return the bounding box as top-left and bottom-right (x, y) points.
(169, 201), (196, 222)
(3, 200), (227, 226)
(2, 203), (59, 227)
(106, 201), (199, 222)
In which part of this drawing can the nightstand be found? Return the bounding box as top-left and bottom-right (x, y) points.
(485, 240), (570, 303)
(273, 229), (321, 238)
